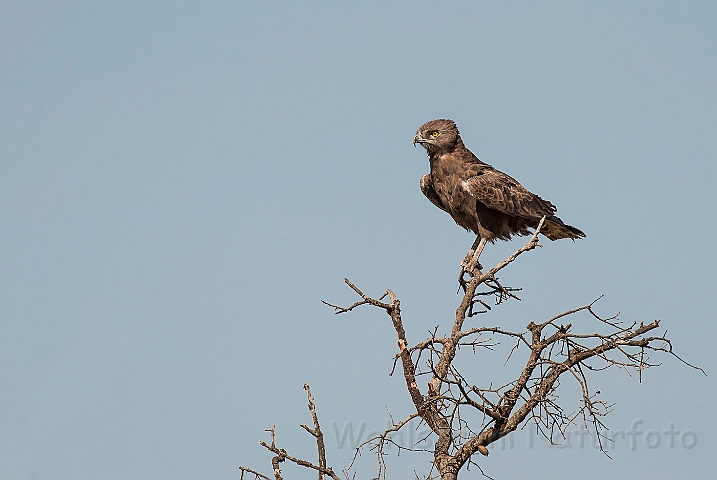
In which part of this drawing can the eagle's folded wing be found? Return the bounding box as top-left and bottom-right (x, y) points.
(461, 170), (556, 220)
(420, 174), (450, 213)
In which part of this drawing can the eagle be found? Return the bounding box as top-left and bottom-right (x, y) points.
(414, 119), (584, 272)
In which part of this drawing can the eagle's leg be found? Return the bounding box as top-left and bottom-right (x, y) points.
(469, 237), (487, 271)
(460, 236), (482, 270)
(458, 236), (487, 292)
(460, 236), (486, 272)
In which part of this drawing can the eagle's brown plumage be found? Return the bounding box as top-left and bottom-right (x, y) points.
(414, 119), (585, 245)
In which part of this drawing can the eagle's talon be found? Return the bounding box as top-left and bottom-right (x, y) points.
(460, 253), (474, 271)
(467, 258), (483, 272)
(457, 268), (471, 293)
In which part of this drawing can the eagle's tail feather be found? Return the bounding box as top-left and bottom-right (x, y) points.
(540, 216), (586, 241)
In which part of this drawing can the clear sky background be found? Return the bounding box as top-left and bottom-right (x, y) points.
(1, 1), (715, 479)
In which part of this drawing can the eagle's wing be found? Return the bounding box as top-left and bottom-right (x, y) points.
(420, 174), (450, 213)
(462, 170), (556, 220)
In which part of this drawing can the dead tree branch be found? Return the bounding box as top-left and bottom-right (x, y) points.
(240, 385), (342, 480)
(243, 219), (702, 479)
(324, 220), (703, 479)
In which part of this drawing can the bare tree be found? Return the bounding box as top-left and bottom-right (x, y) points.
(241, 218), (702, 480)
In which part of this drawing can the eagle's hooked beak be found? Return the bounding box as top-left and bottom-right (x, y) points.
(413, 134), (423, 146)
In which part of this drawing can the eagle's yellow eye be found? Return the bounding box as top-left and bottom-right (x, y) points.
(431, 131), (439, 137)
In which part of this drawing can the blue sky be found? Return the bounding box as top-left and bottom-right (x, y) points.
(1, 1), (715, 479)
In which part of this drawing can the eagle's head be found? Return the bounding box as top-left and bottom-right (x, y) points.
(413, 119), (461, 155)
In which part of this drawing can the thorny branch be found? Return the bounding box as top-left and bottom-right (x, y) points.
(243, 218), (703, 480)
(240, 384), (341, 480)
(347, 411), (424, 480)
(324, 219), (704, 480)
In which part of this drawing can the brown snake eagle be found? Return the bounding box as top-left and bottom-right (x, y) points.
(414, 119), (584, 273)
